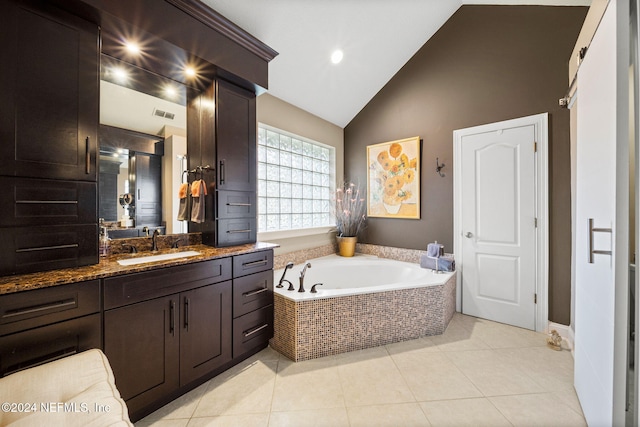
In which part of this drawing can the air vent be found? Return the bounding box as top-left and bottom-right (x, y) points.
(152, 108), (175, 120)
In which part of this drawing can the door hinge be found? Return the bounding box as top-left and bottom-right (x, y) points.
(534, 217), (538, 228)
(534, 293), (537, 304)
(534, 142), (538, 152)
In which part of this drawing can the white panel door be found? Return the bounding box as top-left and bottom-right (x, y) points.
(574, 2), (618, 424)
(459, 121), (537, 330)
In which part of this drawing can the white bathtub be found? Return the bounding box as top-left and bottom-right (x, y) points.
(271, 253), (457, 361)
(273, 254), (454, 301)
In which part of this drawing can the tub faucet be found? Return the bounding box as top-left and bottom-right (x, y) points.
(298, 262), (311, 292)
(277, 262), (295, 290)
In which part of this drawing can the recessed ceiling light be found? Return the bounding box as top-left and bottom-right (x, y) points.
(124, 41), (140, 55)
(112, 67), (128, 83)
(184, 67), (197, 78)
(164, 86), (177, 99)
(331, 49), (344, 64)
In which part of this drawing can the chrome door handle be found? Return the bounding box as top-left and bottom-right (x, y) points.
(465, 232), (473, 238)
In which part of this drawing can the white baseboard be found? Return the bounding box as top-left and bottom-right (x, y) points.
(548, 321), (574, 355)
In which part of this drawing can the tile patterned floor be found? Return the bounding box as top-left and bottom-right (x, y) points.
(135, 313), (585, 427)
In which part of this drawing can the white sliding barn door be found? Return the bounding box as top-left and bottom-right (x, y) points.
(574, 1), (629, 425)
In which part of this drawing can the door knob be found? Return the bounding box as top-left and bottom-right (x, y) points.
(465, 232), (473, 238)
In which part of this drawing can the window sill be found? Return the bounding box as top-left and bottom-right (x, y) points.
(257, 226), (335, 241)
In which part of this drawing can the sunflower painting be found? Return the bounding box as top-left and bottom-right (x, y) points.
(367, 136), (420, 219)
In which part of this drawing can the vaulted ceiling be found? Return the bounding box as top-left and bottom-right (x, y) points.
(202, 0), (590, 127)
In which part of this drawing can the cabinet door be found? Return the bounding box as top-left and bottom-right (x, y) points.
(0, 0), (98, 181)
(216, 80), (256, 192)
(180, 281), (232, 386)
(133, 152), (162, 226)
(104, 296), (179, 415)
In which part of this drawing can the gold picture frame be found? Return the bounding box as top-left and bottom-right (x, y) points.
(367, 136), (420, 219)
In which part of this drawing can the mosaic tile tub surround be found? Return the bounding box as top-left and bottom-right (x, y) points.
(270, 261), (456, 362)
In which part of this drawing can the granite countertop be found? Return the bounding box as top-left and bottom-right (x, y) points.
(0, 242), (278, 296)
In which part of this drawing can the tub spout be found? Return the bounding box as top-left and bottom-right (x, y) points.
(298, 262), (311, 292)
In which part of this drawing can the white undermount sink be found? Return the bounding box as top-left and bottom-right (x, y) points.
(116, 251), (201, 266)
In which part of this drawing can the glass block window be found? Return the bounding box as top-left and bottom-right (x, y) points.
(258, 125), (335, 232)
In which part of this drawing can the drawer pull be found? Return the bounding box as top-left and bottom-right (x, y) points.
(227, 202), (252, 207)
(15, 244), (79, 253)
(227, 229), (251, 234)
(85, 136), (91, 174)
(184, 297), (190, 330)
(16, 200), (78, 204)
(243, 287), (268, 297)
(244, 323), (269, 337)
(170, 300), (176, 336)
(3, 299), (76, 319)
(242, 259), (267, 268)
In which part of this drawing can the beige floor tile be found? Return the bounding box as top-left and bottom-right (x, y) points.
(269, 407), (350, 427)
(347, 403), (431, 427)
(429, 323), (491, 352)
(135, 419), (190, 427)
(187, 413), (269, 427)
(446, 349), (545, 396)
(135, 382), (209, 423)
(271, 359), (345, 411)
(489, 393), (587, 426)
(192, 361), (277, 417)
(464, 320), (547, 349)
(337, 354), (414, 406)
(420, 398), (511, 426)
(334, 345), (390, 364)
(393, 351), (482, 401)
(499, 346), (575, 392)
(385, 336), (440, 356)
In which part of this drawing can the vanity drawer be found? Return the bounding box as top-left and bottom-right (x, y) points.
(0, 224), (98, 276)
(104, 258), (232, 309)
(216, 190), (256, 219)
(233, 270), (273, 318)
(0, 280), (100, 336)
(0, 313), (101, 377)
(216, 218), (257, 247)
(233, 250), (273, 277)
(0, 177), (97, 227)
(232, 305), (273, 358)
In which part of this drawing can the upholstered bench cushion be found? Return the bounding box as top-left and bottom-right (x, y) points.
(0, 349), (132, 427)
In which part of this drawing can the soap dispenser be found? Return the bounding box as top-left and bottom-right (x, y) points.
(99, 224), (111, 258)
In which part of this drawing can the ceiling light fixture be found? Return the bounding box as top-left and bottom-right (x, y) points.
(124, 41), (140, 55)
(331, 49), (344, 64)
(112, 67), (128, 83)
(184, 66), (197, 78)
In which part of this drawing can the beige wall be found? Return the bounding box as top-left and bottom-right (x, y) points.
(256, 93), (344, 255)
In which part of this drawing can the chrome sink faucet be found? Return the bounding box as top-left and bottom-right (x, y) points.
(298, 262), (311, 292)
(152, 229), (160, 251)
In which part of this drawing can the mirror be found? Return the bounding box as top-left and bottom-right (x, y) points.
(99, 55), (190, 238)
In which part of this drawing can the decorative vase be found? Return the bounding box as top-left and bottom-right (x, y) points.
(383, 202), (401, 214)
(337, 236), (357, 257)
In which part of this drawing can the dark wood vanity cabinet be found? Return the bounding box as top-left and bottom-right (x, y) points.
(0, 0), (99, 275)
(103, 259), (233, 419)
(0, 280), (101, 377)
(0, 0), (99, 181)
(232, 250), (274, 357)
(215, 80), (258, 247)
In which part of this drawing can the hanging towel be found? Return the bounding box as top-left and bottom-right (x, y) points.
(177, 182), (190, 221)
(191, 179), (208, 223)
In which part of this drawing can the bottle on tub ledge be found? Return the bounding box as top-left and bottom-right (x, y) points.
(420, 241), (455, 272)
